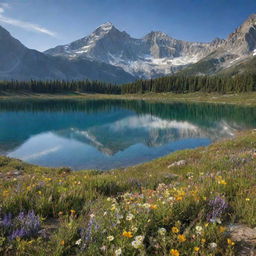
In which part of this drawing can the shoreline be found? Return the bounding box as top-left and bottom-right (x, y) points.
(0, 91), (256, 106)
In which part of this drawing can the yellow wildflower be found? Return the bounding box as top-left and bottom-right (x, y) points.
(194, 247), (200, 252)
(2, 190), (9, 197)
(171, 227), (179, 233)
(70, 209), (76, 214)
(219, 179), (227, 185)
(122, 231), (133, 238)
(219, 226), (226, 233)
(150, 204), (157, 210)
(201, 238), (206, 243)
(245, 198), (250, 201)
(177, 234), (186, 242)
(170, 249), (179, 256)
(227, 238), (235, 246)
(60, 240), (65, 246)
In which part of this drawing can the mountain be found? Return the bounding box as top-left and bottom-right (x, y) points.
(1, 14), (256, 82)
(45, 22), (219, 78)
(0, 25), (135, 83)
(46, 15), (256, 78)
(179, 14), (256, 76)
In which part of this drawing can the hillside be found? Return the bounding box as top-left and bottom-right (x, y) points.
(0, 130), (255, 255)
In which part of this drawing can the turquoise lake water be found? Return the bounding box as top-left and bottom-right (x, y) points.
(0, 99), (255, 170)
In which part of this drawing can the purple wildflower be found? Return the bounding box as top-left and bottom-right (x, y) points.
(1, 213), (12, 228)
(15, 210), (41, 238)
(80, 216), (99, 251)
(9, 228), (27, 240)
(0, 210), (41, 240)
(207, 196), (228, 222)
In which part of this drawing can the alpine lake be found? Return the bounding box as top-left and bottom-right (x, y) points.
(0, 99), (255, 170)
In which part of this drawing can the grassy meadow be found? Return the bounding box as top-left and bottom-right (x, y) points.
(0, 129), (255, 255)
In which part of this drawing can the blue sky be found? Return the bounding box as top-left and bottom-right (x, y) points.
(0, 0), (255, 51)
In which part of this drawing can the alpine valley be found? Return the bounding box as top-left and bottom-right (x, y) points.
(1, 14), (256, 82)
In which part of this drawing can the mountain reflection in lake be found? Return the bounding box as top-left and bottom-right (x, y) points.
(0, 99), (255, 170)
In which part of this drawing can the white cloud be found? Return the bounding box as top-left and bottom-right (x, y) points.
(0, 3), (56, 37)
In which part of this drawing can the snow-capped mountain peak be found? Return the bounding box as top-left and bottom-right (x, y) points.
(45, 14), (256, 78)
(97, 22), (113, 31)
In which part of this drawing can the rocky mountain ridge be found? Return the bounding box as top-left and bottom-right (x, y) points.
(0, 25), (135, 83)
(45, 15), (256, 78)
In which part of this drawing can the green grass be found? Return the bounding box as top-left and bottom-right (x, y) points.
(0, 130), (255, 255)
(1, 91), (256, 106)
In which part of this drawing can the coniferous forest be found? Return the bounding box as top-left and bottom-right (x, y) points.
(0, 73), (255, 94)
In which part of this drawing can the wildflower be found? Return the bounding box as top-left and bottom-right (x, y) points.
(75, 238), (82, 245)
(194, 247), (200, 252)
(142, 203), (151, 209)
(209, 242), (217, 249)
(80, 216), (99, 250)
(201, 238), (206, 243)
(115, 248), (122, 255)
(170, 249), (180, 256)
(132, 239), (143, 249)
(219, 226), (226, 233)
(107, 235), (114, 241)
(177, 234), (186, 242)
(60, 240), (65, 246)
(70, 209), (76, 215)
(8, 211), (41, 240)
(2, 213), (12, 227)
(135, 235), (144, 242)
(171, 227), (179, 233)
(195, 226), (203, 235)
(122, 231), (133, 238)
(245, 198), (250, 201)
(207, 196), (228, 223)
(227, 238), (235, 246)
(126, 213), (134, 221)
(131, 226), (138, 233)
(158, 228), (167, 236)
(218, 179), (227, 185)
(2, 190), (9, 197)
(150, 204), (157, 210)
(111, 204), (116, 211)
(100, 245), (107, 252)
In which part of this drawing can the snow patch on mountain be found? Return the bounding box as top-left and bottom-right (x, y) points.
(45, 15), (256, 78)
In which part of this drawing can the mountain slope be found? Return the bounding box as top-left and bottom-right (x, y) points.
(218, 55), (256, 76)
(178, 14), (256, 76)
(45, 22), (221, 78)
(46, 15), (256, 78)
(0, 25), (135, 83)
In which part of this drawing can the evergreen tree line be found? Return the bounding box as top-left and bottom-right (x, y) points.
(0, 80), (121, 94)
(0, 73), (255, 94)
(121, 74), (256, 94)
